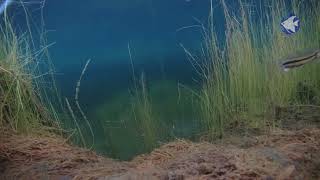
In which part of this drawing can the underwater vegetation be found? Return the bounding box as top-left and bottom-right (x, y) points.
(0, 12), (61, 134)
(94, 79), (200, 159)
(1, 0), (320, 178)
(92, 0), (320, 159)
(0, 0), (319, 161)
(195, 0), (320, 139)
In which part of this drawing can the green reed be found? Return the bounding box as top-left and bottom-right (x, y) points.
(198, 0), (320, 140)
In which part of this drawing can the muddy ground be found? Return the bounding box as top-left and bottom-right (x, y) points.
(1, 107), (320, 180)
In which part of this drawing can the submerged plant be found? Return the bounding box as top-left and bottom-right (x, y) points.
(190, 0), (320, 140)
(0, 13), (60, 134)
(127, 44), (158, 151)
(131, 73), (159, 151)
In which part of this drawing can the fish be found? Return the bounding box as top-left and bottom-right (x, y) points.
(281, 49), (320, 72)
(0, 0), (12, 15)
(281, 14), (300, 34)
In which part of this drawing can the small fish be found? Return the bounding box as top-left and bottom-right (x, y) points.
(0, 0), (12, 15)
(281, 14), (300, 34)
(281, 49), (320, 71)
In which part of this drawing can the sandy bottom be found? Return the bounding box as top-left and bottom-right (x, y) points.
(1, 106), (320, 180)
(1, 125), (319, 180)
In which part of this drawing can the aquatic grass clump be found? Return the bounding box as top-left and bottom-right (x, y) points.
(126, 43), (159, 151)
(198, 0), (320, 140)
(130, 73), (159, 151)
(0, 16), (57, 134)
(95, 79), (200, 159)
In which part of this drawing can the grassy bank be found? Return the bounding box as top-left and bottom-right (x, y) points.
(0, 14), (60, 135)
(198, 0), (320, 139)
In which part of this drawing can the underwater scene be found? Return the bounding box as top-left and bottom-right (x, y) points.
(1, 0), (320, 179)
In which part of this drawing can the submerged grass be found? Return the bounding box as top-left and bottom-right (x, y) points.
(128, 44), (159, 151)
(197, 0), (320, 140)
(0, 10), (94, 151)
(131, 73), (158, 151)
(95, 79), (200, 159)
(0, 15), (59, 134)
